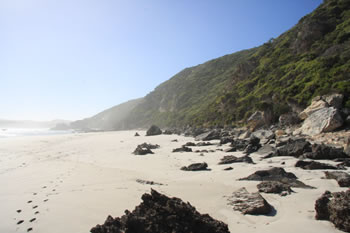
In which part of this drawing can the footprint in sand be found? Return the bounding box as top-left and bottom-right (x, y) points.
(27, 228), (33, 232)
(42, 186), (47, 189)
(33, 193), (37, 196)
(29, 218), (36, 222)
(34, 211), (39, 215)
(43, 199), (49, 202)
(16, 209), (22, 213)
(27, 200), (32, 203)
(17, 220), (24, 225)
(32, 205), (38, 209)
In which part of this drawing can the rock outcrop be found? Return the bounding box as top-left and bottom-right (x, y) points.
(303, 143), (349, 160)
(257, 181), (293, 196)
(246, 111), (272, 131)
(299, 98), (329, 120)
(172, 146), (192, 153)
(146, 125), (162, 136)
(227, 187), (273, 215)
(295, 160), (338, 170)
(299, 107), (343, 136)
(315, 190), (350, 232)
(90, 189), (230, 233)
(218, 155), (254, 165)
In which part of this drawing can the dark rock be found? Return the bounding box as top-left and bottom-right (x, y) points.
(195, 150), (209, 153)
(138, 143), (160, 150)
(273, 138), (311, 157)
(324, 171), (350, 187)
(279, 112), (301, 127)
(315, 190), (350, 232)
(230, 139), (249, 151)
(303, 143), (349, 160)
(223, 167), (233, 171)
(134, 132), (140, 136)
(162, 129), (174, 135)
(239, 167), (314, 189)
(133, 144), (154, 155)
(244, 136), (261, 154)
(257, 181), (293, 195)
(196, 142), (214, 147)
(195, 130), (221, 141)
(295, 160), (338, 170)
(136, 179), (163, 186)
(324, 93), (344, 109)
(172, 146), (192, 153)
(218, 155), (254, 165)
(184, 142), (196, 147)
(146, 125), (162, 136)
(227, 187), (273, 215)
(220, 137), (234, 145)
(181, 162), (209, 171)
(171, 139), (178, 142)
(90, 189), (230, 233)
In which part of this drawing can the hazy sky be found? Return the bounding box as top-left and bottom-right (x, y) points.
(1, 0), (322, 121)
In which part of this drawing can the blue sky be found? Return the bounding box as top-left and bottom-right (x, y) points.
(1, 0), (322, 121)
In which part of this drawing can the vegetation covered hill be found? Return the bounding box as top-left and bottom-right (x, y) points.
(123, 0), (350, 129)
(73, 0), (350, 130)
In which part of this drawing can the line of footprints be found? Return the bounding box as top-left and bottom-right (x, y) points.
(14, 168), (74, 232)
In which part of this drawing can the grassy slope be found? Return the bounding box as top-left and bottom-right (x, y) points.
(126, 0), (350, 128)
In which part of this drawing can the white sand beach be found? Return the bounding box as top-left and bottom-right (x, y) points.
(0, 131), (347, 233)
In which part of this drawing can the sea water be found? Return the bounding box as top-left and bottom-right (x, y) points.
(0, 128), (74, 138)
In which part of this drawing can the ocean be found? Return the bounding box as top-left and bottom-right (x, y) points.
(0, 128), (74, 138)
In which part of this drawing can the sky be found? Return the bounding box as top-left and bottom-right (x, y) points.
(0, 0), (323, 121)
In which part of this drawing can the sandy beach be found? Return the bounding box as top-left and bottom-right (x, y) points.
(0, 131), (347, 233)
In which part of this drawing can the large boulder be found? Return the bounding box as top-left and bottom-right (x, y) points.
(315, 190), (350, 232)
(227, 187), (273, 215)
(146, 125), (162, 136)
(195, 130), (221, 141)
(324, 171), (350, 187)
(90, 189), (230, 233)
(299, 98), (329, 120)
(273, 138), (311, 158)
(303, 143), (349, 160)
(300, 107), (343, 136)
(218, 155), (254, 165)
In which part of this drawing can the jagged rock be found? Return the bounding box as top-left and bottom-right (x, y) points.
(324, 93), (343, 109)
(244, 136), (261, 154)
(134, 132), (140, 136)
(146, 125), (162, 136)
(136, 179), (163, 186)
(172, 146), (192, 153)
(324, 171), (350, 187)
(139, 143), (160, 150)
(303, 143), (349, 160)
(230, 139), (249, 151)
(300, 107), (343, 136)
(218, 155), (253, 165)
(252, 129), (275, 144)
(227, 187), (273, 215)
(279, 112), (301, 126)
(295, 160), (338, 170)
(239, 167), (314, 189)
(195, 130), (221, 141)
(315, 190), (350, 232)
(133, 144), (155, 155)
(181, 162), (208, 171)
(247, 111), (272, 131)
(273, 138), (311, 157)
(299, 99), (329, 120)
(257, 181), (293, 195)
(90, 189), (230, 233)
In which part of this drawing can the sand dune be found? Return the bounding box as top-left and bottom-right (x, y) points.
(0, 131), (346, 233)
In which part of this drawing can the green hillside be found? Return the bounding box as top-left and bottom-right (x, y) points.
(123, 0), (350, 128)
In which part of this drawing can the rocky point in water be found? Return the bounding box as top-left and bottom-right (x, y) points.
(90, 189), (230, 233)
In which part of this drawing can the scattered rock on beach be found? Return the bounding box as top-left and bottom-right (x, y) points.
(257, 181), (293, 196)
(133, 144), (155, 155)
(172, 146), (192, 153)
(273, 138), (311, 158)
(146, 125), (162, 136)
(136, 179), (163, 186)
(90, 189), (230, 233)
(324, 171), (350, 187)
(315, 190), (350, 232)
(239, 167), (314, 189)
(134, 132), (140, 136)
(303, 143), (348, 160)
(181, 162), (208, 171)
(218, 155), (254, 165)
(227, 187), (273, 215)
(295, 160), (338, 170)
(195, 130), (221, 141)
